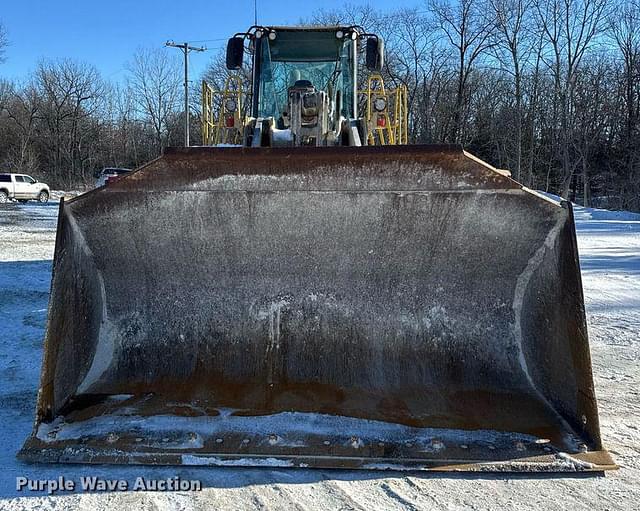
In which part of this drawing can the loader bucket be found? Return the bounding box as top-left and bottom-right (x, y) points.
(20, 145), (614, 471)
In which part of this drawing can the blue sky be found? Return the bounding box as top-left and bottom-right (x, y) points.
(0, 0), (418, 83)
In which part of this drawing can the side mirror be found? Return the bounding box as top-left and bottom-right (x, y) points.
(365, 37), (384, 72)
(226, 37), (244, 70)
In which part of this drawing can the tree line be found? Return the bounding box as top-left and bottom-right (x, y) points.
(304, 0), (639, 210)
(1, 0), (639, 211)
(0, 41), (188, 189)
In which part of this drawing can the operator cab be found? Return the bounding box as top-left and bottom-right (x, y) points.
(226, 26), (383, 146)
(252, 27), (356, 127)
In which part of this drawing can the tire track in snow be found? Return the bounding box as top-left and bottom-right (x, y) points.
(315, 475), (369, 511)
(378, 481), (421, 511)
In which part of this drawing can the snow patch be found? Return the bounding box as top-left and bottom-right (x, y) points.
(181, 455), (294, 467)
(556, 452), (595, 471)
(33, 410), (542, 451)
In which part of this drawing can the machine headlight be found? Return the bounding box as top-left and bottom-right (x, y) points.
(336, 30), (344, 39)
(255, 29), (263, 39)
(374, 97), (387, 112)
(268, 31), (277, 40)
(225, 98), (237, 112)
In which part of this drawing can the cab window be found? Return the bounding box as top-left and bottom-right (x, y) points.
(256, 30), (354, 120)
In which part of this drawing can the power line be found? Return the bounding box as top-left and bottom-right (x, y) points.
(165, 41), (206, 147)
(182, 37), (228, 43)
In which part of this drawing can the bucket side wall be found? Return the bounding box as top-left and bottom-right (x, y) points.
(37, 209), (105, 419)
(520, 206), (601, 448)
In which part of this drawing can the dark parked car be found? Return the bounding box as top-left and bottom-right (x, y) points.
(95, 168), (132, 188)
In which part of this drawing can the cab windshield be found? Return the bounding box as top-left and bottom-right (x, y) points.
(256, 30), (354, 120)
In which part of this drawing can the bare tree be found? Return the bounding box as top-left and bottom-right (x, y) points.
(35, 59), (106, 186)
(127, 48), (182, 153)
(0, 22), (7, 64)
(610, 0), (640, 209)
(523, 30), (545, 188)
(2, 81), (40, 173)
(0, 79), (11, 109)
(534, 0), (608, 198)
(572, 57), (611, 206)
(384, 8), (441, 142)
(489, 0), (535, 180)
(307, 4), (380, 28)
(429, 0), (496, 143)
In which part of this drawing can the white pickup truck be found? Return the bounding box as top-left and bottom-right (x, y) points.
(0, 173), (50, 203)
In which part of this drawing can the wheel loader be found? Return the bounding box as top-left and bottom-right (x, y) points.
(19, 25), (615, 471)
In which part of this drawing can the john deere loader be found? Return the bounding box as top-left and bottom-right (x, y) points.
(19, 26), (615, 471)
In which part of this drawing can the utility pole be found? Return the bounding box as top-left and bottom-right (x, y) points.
(165, 41), (205, 147)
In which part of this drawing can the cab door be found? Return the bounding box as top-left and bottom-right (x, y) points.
(22, 175), (39, 198)
(13, 175), (30, 198)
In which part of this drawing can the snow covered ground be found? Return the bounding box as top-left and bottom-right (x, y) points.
(0, 197), (639, 510)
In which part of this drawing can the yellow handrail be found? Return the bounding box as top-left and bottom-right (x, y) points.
(201, 75), (244, 146)
(203, 73), (408, 146)
(358, 74), (408, 146)
(201, 81), (216, 146)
